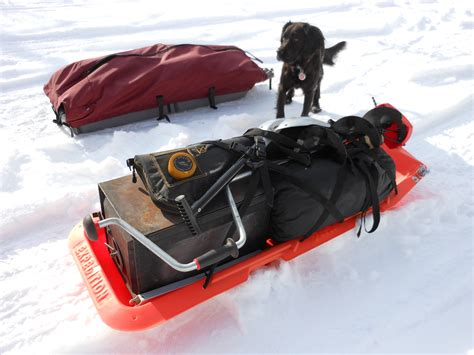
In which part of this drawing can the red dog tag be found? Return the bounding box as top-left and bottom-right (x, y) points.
(298, 71), (306, 81)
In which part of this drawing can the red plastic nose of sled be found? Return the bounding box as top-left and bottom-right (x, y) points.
(378, 103), (413, 149)
(68, 105), (427, 331)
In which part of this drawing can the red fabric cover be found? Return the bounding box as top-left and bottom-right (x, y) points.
(44, 44), (268, 128)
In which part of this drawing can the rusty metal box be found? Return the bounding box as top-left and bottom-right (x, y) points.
(99, 175), (269, 296)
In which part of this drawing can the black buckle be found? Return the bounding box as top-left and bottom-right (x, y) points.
(208, 87), (218, 110)
(255, 137), (266, 160)
(156, 96), (170, 122)
(51, 105), (62, 125)
(263, 68), (274, 90)
(244, 137), (266, 170)
(126, 158), (137, 183)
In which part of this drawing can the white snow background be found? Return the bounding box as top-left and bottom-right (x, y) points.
(0, 0), (473, 353)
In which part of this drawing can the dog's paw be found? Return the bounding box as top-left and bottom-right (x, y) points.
(311, 106), (322, 113)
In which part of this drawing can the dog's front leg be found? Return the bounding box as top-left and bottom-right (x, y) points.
(276, 83), (288, 118)
(285, 88), (295, 104)
(311, 77), (322, 113)
(301, 89), (315, 116)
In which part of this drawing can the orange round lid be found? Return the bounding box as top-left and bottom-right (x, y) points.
(167, 152), (197, 180)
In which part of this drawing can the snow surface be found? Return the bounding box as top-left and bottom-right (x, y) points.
(0, 0), (473, 353)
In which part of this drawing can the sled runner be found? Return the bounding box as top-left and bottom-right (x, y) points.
(68, 104), (427, 331)
(44, 44), (272, 135)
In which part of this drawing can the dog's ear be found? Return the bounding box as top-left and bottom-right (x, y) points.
(302, 24), (324, 57)
(281, 21), (292, 38)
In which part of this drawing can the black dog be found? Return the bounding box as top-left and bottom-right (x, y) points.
(276, 21), (346, 118)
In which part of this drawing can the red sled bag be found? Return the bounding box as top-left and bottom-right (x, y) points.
(44, 44), (272, 135)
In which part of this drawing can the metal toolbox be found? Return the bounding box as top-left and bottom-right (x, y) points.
(98, 174), (270, 296)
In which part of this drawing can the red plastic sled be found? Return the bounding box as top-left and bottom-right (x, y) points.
(68, 106), (427, 331)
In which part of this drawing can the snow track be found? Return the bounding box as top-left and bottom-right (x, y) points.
(0, 0), (472, 353)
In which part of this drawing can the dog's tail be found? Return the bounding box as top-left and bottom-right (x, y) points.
(323, 41), (347, 66)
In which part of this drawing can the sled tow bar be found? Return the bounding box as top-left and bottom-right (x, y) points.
(82, 182), (247, 273)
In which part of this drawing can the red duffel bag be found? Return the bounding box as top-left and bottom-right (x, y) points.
(44, 44), (272, 134)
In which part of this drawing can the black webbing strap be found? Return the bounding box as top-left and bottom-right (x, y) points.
(272, 141), (310, 166)
(367, 148), (398, 195)
(259, 161), (274, 208)
(59, 123), (74, 138)
(354, 155), (381, 236)
(245, 129), (310, 166)
(332, 116), (382, 149)
(51, 105), (61, 124)
(202, 134), (309, 167)
(199, 139), (250, 155)
(208, 87), (218, 109)
(51, 109), (74, 137)
(325, 129), (349, 161)
(156, 96), (170, 122)
(244, 128), (301, 149)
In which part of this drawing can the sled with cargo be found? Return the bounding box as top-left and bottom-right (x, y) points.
(68, 103), (428, 331)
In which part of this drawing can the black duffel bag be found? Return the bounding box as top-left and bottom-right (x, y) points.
(128, 107), (406, 242)
(270, 147), (395, 242)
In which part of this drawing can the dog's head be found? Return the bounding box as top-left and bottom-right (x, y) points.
(277, 21), (324, 64)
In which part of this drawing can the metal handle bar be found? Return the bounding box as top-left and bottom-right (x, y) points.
(83, 183), (247, 273)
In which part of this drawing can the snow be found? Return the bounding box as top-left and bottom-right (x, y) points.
(0, 0), (472, 353)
